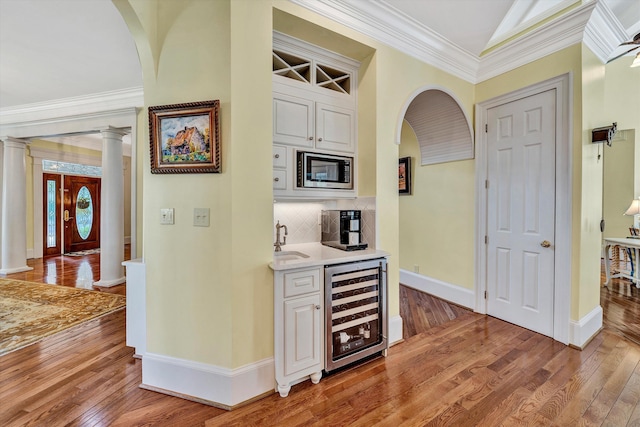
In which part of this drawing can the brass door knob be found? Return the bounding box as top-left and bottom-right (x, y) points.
(540, 240), (551, 248)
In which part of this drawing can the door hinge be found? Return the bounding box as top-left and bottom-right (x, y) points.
(485, 235), (488, 244)
(485, 124), (488, 133)
(485, 180), (489, 189)
(484, 291), (488, 299)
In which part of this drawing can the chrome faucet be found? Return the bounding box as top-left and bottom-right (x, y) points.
(274, 220), (288, 252)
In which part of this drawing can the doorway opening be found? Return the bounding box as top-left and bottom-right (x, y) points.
(475, 73), (572, 345)
(42, 161), (103, 257)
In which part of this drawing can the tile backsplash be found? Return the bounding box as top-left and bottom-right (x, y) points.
(273, 197), (376, 247)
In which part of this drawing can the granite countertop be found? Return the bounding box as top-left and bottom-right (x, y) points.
(269, 242), (389, 271)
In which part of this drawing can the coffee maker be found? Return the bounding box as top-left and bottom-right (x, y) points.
(321, 210), (368, 251)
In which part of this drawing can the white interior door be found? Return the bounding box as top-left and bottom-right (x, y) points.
(486, 89), (556, 337)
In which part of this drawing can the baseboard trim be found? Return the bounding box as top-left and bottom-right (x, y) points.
(27, 248), (34, 260)
(569, 305), (603, 349)
(399, 269), (475, 309)
(93, 276), (126, 287)
(0, 265), (34, 275)
(141, 353), (275, 408)
(389, 314), (403, 345)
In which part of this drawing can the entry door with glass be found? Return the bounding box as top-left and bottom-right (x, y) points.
(63, 176), (101, 254)
(43, 173), (62, 256)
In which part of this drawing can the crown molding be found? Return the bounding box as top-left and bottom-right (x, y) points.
(583, 0), (629, 63)
(477, 1), (597, 82)
(485, 0), (577, 51)
(0, 87), (143, 126)
(289, 0), (479, 83)
(289, 0), (605, 84)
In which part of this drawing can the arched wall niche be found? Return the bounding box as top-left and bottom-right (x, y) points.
(396, 86), (474, 165)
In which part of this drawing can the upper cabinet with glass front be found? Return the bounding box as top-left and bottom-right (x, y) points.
(273, 32), (359, 155)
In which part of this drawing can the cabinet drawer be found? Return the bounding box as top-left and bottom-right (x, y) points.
(284, 268), (320, 298)
(273, 146), (287, 168)
(273, 169), (287, 190)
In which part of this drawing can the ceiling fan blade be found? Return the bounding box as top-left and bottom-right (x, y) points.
(607, 45), (640, 64)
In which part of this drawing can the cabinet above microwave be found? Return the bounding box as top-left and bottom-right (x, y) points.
(272, 32), (359, 201)
(273, 90), (355, 154)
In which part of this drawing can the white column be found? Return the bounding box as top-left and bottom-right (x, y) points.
(0, 137), (33, 275)
(94, 127), (126, 287)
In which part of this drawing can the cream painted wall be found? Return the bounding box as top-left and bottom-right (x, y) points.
(121, 0), (236, 367)
(398, 121), (475, 289)
(602, 58), (640, 235)
(579, 45), (606, 320)
(603, 132), (634, 237)
(357, 53), (377, 197)
(229, 0), (274, 366)
(119, 0), (275, 368)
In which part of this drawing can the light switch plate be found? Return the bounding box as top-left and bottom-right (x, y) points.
(194, 208), (210, 227)
(160, 208), (174, 225)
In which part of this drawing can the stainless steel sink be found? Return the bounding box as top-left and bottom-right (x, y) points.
(274, 251), (310, 261)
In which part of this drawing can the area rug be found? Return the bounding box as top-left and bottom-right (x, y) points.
(64, 248), (101, 256)
(0, 278), (125, 356)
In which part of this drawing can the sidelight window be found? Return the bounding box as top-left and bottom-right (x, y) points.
(46, 179), (57, 248)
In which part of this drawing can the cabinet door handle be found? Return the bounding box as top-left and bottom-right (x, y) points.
(308, 136), (313, 141)
(315, 305), (321, 310)
(274, 177), (280, 182)
(274, 153), (280, 159)
(317, 137), (323, 142)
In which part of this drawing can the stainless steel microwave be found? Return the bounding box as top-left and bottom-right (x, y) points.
(297, 151), (353, 190)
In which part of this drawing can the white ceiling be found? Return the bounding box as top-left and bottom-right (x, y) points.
(0, 0), (638, 114)
(382, 0), (639, 56)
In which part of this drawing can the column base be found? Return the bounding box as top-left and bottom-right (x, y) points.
(93, 276), (126, 287)
(0, 265), (34, 275)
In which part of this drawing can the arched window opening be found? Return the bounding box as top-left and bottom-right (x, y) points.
(404, 89), (473, 165)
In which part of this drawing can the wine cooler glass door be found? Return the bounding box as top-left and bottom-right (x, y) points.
(325, 258), (388, 372)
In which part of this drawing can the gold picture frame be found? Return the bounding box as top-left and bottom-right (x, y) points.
(149, 100), (220, 174)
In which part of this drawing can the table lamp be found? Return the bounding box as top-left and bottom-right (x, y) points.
(624, 198), (640, 235)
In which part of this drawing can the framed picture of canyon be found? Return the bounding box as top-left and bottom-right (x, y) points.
(149, 100), (220, 174)
(399, 156), (411, 194)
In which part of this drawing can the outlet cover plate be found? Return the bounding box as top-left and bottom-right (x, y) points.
(194, 208), (210, 227)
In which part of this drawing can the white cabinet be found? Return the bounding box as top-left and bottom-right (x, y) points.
(273, 145), (288, 191)
(272, 31), (359, 200)
(273, 267), (323, 397)
(315, 102), (355, 153)
(273, 93), (314, 148)
(273, 93), (355, 154)
(283, 294), (322, 377)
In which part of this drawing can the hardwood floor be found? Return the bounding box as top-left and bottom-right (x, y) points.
(600, 265), (640, 346)
(1, 254), (640, 426)
(4, 247), (130, 296)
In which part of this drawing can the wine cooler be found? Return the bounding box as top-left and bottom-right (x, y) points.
(325, 258), (388, 372)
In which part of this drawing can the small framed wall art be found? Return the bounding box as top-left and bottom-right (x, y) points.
(149, 100), (220, 174)
(398, 156), (411, 195)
